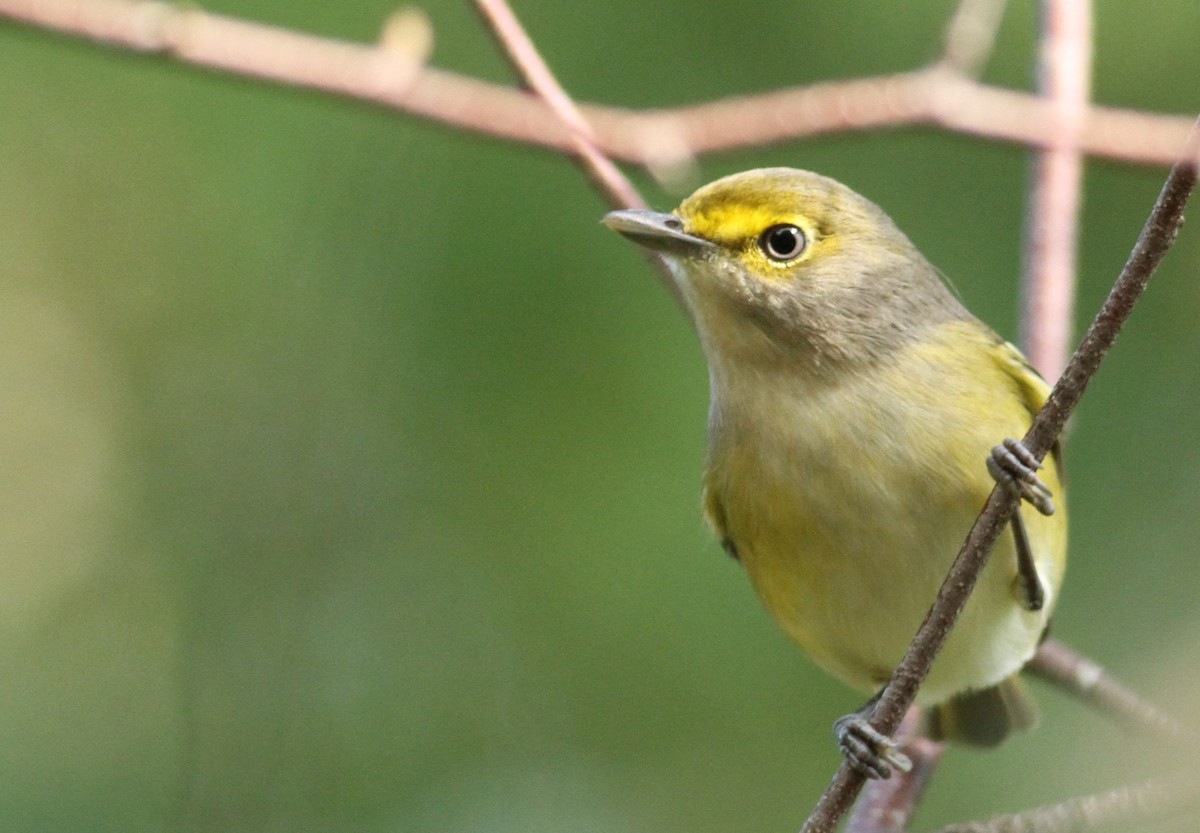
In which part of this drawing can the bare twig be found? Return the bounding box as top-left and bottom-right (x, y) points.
(0, 0), (1193, 167)
(472, 0), (643, 212)
(930, 778), (1199, 833)
(799, 118), (1200, 833)
(644, 67), (1190, 168)
(469, 0), (694, 315)
(1029, 638), (1192, 742)
(846, 708), (945, 833)
(941, 0), (1011, 77)
(1020, 0), (1093, 379)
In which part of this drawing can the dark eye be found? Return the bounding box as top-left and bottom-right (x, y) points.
(759, 224), (806, 262)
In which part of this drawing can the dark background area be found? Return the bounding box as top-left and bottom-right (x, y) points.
(1, 2), (1198, 831)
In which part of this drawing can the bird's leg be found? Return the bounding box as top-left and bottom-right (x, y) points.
(987, 438), (1054, 610)
(833, 691), (913, 780)
(1009, 511), (1045, 611)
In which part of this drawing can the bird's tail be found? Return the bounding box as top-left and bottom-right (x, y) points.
(925, 675), (1038, 747)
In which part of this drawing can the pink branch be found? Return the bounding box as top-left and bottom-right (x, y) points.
(1029, 639), (1192, 742)
(472, 0), (644, 212)
(1020, 0), (1093, 379)
(468, 0), (695, 315)
(0, 0), (1191, 168)
(941, 0), (1011, 76)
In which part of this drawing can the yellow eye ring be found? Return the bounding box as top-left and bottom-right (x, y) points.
(759, 224), (807, 262)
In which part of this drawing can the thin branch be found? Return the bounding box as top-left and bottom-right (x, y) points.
(929, 778), (1199, 833)
(1020, 0), (1093, 379)
(799, 118), (1200, 833)
(0, 0), (1193, 168)
(468, 0), (693, 316)
(472, 0), (643, 212)
(1028, 638), (1192, 742)
(846, 708), (945, 833)
(606, 69), (1190, 168)
(941, 0), (1011, 77)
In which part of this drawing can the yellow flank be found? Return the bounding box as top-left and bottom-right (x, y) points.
(703, 320), (1065, 703)
(604, 167), (1069, 745)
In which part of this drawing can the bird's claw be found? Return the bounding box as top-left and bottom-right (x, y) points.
(833, 714), (913, 780)
(988, 438), (1055, 516)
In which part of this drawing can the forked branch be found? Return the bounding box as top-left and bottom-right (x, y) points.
(0, 0), (1192, 169)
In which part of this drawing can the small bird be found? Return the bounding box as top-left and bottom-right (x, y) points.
(603, 168), (1066, 778)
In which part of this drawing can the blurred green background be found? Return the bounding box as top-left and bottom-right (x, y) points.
(2, 1), (1199, 831)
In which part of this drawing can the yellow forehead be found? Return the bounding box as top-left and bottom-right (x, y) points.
(675, 168), (861, 249)
(684, 202), (813, 248)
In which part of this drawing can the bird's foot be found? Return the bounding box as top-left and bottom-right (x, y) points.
(988, 438), (1055, 516)
(833, 712), (913, 780)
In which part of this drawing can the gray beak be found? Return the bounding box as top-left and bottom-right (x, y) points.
(602, 209), (715, 255)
